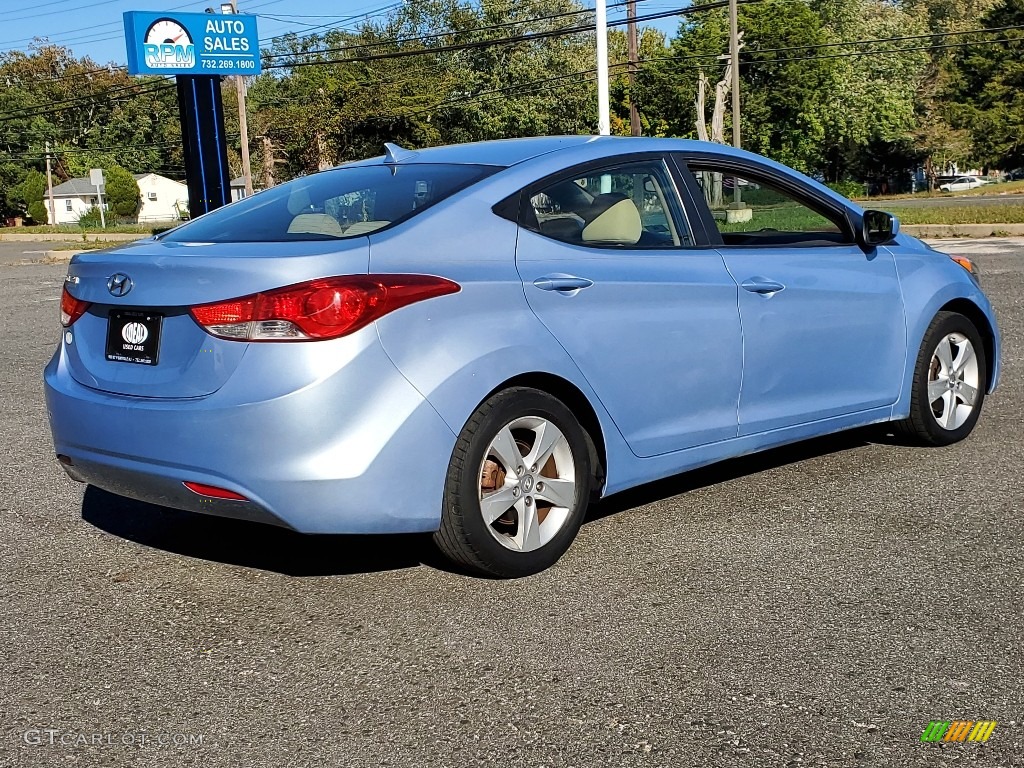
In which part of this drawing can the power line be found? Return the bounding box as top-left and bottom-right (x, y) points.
(0, 0), (219, 51)
(3, 0), (125, 25)
(408, 28), (1023, 116)
(0, 80), (176, 123)
(5, 135), (239, 162)
(258, 2), (404, 43)
(409, 64), (627, 117)
(259, 0), (667, 54)
(642, 28), (1023, 71)
(638, 21), (1024, 69)
(264, 3), (740, 70)
(4, 64), (127, 85)
(32, 0), (291, 50)
(264, 0), (642, 61)
(278, 0), (688, 61)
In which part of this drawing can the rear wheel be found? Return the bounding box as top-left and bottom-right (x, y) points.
(896, 311), (987, 446)
(434, 388), (591, 578)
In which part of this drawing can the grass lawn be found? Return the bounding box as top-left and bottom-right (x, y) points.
(12, 222), (178, 236)
(856, 180), (1024, 202)
(886, 204), (1024, 225)
(713, 200), (1024, 232)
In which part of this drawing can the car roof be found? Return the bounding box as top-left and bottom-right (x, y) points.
(341, 135), (757, 169)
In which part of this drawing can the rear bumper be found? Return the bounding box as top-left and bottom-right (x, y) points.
(43, 330), (457, 534)
(57, 453), (291, 528)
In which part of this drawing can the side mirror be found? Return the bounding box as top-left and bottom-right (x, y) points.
(860, 209), (899, 247)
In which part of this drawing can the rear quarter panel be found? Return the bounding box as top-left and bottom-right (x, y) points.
(365, 190), (633, 495)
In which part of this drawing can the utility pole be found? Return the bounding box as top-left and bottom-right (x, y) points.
(45, 142), (56, 225)
(627, 0), (641, 136)
(262, 135), (276, 189)
(221, 1), (253, 196)
(236, 72), (253, 197)
(596, 0), (610, 135)
(728, 0), (742, 204)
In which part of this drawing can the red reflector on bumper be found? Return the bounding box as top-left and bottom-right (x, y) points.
(183, 482), (248, 501)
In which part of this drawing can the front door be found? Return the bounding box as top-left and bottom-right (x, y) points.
(683, 160), (907, 435)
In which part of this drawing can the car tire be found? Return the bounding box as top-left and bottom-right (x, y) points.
(434, 387), (592, 578)
(894, 311), (987, 446)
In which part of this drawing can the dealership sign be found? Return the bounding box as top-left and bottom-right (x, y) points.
(123, 11), (261, 76)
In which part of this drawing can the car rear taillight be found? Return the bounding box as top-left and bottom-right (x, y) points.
(183, 481), (248, 501)
(60, 286), (91, 327)
(189, 275), (460, 341)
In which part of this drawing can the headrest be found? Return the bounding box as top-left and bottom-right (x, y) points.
(581, 194), (642, 245)
(287, 213), (345, 237)
(286, 186), (314, 215)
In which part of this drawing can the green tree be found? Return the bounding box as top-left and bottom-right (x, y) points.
(639, 0), (839, 172)
(104, 164), (141, 219)
(0, 162), (29, 219)
(813, 0), (930, 183)
(253, 0), (600, 179)
(947, 0), (1024, 169)
(17, 169), (48, 223)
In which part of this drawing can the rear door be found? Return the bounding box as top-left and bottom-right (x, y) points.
(512, 155), (743, 458)
(678, 155), (907, 435)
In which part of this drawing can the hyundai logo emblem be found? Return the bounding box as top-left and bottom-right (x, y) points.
(107, 273), (133, 297)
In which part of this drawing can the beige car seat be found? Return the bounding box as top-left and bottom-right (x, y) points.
(581, 193), (642, 245)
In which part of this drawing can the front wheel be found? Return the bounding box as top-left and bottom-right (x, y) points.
(434, 388), (592, 578)
(895, 311), (987, 446)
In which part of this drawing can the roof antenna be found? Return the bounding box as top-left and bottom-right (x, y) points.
(383, 142), (417, 164)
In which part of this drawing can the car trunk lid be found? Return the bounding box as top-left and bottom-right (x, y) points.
(62, 238), (370, 399)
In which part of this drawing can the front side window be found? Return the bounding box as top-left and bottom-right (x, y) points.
(161, 163), (498, 244)
(526, 160), (691, 248)
(689, 166), (851, 247)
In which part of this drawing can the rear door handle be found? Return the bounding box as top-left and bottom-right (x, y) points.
(740, 277), (786, 295)
(533, 275), (594, 292)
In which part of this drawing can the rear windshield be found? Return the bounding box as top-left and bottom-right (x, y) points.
(161, 163), (498, 243)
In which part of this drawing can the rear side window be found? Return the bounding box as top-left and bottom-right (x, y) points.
(162, 163), (498, 243)
(525, 160), (692, 248)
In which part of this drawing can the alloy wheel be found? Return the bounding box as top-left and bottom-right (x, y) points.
(477, 416), (577, 552)
(927, 332), (980, 431)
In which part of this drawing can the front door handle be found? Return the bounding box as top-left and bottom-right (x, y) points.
(740, 277), (786, 295)
(533, 275), (594, 292)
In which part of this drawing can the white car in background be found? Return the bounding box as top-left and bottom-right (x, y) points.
(940, 176), (990, 192)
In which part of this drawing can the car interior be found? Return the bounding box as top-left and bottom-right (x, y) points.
(530, 173), (679, 248)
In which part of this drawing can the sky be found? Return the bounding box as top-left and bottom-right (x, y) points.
(0, 0), (683, 67)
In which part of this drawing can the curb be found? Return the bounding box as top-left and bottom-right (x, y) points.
(42, 250), (85, 263)
(901, 224), (1024, 238)
(0, 233), (146, 243)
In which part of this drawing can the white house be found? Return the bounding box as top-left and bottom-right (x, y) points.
(230, 175), (261, 203)
(135, 173), (189, 222)
(47, 173), (189, 225)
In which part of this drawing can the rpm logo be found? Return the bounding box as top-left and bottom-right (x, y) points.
(122, 322), (149, 346)
(143, 18), (196, 69)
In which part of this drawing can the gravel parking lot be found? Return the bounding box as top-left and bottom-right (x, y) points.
(1, 241), (1021, 767)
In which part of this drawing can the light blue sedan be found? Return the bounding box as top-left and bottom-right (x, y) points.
(46, 137), (1001, 577)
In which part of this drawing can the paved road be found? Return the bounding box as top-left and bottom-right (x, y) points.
(1, 244), (1022, 767)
